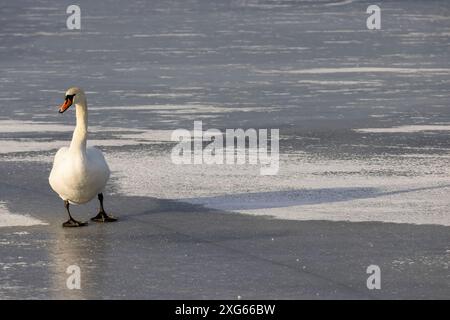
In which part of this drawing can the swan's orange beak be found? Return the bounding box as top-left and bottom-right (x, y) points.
(59, 97), (73, 113)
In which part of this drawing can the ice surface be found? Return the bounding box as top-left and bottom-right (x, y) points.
(0, 202), (47, 227)
(0, 0), (449, 299)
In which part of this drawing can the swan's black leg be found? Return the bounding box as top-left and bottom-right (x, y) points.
(91, 193), (117, 222)
(62, 200), (88, 227)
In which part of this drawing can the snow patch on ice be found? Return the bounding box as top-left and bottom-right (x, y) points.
(90, 104), (278, 113)
(105, 151), (450, 227)
(0, 202), (47, 227)
(0, 134), (173, 154)
(355, 125), (450, 133)
(0, 120), (72, 133)
(0, 120), (175, 153)
(256, 67), (450, 75)
(297, 80), (382, 86)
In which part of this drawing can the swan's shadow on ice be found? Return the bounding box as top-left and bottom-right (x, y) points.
(125, 184), (450, 217)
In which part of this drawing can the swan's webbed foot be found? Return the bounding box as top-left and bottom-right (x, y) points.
(91, 193), (118, 222)
(62, 200), (88, 228)
(91, 211), (118, 222)
(63, 218), (88, 228)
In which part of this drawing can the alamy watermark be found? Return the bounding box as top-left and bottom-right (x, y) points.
(366, 5), (381, 30)
(366, 264), (381, 290)
(66, 265), (81, 290)
(66, 5), (81, 30)
(171, 121), (279, 175)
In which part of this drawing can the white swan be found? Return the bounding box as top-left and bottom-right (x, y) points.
(49, 87), (117, 227)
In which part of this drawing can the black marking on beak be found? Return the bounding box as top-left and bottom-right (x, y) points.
(59, 94), (75, 113)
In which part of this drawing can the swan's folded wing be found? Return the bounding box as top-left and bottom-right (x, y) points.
(86, 146), (111, 179)
(50, 147), (69, 169)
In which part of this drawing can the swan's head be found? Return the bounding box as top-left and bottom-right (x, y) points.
(58, 87), (86, 113)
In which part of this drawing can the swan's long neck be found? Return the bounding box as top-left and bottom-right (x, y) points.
(69, 99), (88, 153)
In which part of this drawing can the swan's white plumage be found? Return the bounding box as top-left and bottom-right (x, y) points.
(49, 146), (110, 204)
(49, 87), (110, 205)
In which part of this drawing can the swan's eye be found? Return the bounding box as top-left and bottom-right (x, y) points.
(65, 94), (75, 101)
